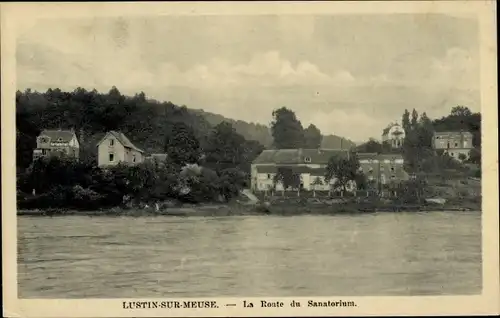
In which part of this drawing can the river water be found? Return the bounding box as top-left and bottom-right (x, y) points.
(17, 211), (482, 298)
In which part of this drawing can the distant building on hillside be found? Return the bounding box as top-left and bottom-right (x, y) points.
(433, 131), (473, 160)
(381, 123), (405, 148)
(250, 148), (408, 193)
(32, 129), (80, 161)
(96, 131), (145, 167)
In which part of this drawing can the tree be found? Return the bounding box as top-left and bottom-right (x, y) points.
(469, 148), (481, 164)
(356, 138), (383, 153)
(324, 152), (360, 196)
(271, 107), (305, 149)
(402, 109), (411, 132)
(354, 172), (367, 191)
(275, 167), (301, 191)
(417, 112), (434, 149)
(311, 176), (323, 197)
(164, 122), (201, 166)
(204, 122), (246, 171)
(303, 124), (322, 148)
(410, 108), (419, 130)
(450, 105), (472, 117)
(458, 153), (467, 161)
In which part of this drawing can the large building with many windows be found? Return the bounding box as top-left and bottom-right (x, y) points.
(432, 131), (473, 160)
(250, 148), (408, 192)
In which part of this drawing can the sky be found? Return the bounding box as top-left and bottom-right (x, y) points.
(16, 14), (480, 142)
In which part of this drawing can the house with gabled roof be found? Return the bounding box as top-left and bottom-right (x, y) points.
(33, 129), (80, 161)
(96, 131), (145, 167)
(251, 149), (350, 192)
(250, 148), (408, 193)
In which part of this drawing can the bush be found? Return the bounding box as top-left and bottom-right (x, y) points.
(17, 156), (250, 209)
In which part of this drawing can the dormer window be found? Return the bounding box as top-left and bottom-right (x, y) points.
(57, 138), (63, 142)
(304, 157), (311, 163)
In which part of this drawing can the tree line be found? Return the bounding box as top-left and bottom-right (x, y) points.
(17, 156), (248, 210)
(16, 87), (265, 170)
(16, 87), (266, 209)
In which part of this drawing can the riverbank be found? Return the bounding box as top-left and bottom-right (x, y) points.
(17, 200), (481, 217)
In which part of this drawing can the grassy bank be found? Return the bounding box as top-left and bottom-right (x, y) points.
(17, 199), (480, 217)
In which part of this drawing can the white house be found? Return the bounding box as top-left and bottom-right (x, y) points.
(250, 149), (407, 193)
(381, 123), (406, 148)
(96, 131), (145, 167)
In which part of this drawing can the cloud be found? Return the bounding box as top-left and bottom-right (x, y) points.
(305, 108), (382, 142)
(429, 47), (478, 89)
(153, 51), (356, 89)
(15, 16), (481, 141)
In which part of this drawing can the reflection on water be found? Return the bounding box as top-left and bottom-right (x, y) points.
(18, 211), (482, 298)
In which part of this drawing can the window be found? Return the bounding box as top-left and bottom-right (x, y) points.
(391, 175), (396, 180)
(267, 174), (271, 179)
(454, 142), (458, 147)
(304, 157), (311, 163)
(109, 153), (114, 162)
(110, 139), (114, 146)
(436, 136), (440, 139)
(133, 155), (136, 162)
(381, 174), (386, 184)
(42, 149), (47, 155)
(390, 167), (395, 172)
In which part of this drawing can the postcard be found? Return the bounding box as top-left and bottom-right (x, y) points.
(2, 1), (498, 317)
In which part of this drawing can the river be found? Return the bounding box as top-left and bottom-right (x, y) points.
(17, 211), (481, 298)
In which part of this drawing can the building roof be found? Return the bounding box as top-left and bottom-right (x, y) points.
(382, 123), (402, 136)
(256, 165), (326, 175)
(253, 149), (404, 165)
(39, 129), (75, 143)
(252, 149), (348, 165)
(433, 131), (473, 136)
(358, 153), (404, 161)
(97, 131), (144, 153)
